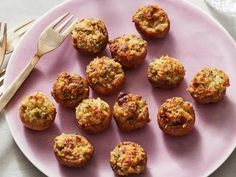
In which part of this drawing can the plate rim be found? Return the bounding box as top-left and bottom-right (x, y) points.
(4, 0), (236, 176)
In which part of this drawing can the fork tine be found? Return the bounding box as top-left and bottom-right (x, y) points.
(0, 23), (7, 67)
(13, 19), (34, 32)
(56, 15), (74, 33)
(48, 12), (70, 29)
(16, 24), (32, 37)
(61, 18), (78, 36)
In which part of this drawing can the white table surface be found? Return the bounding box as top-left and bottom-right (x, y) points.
(0, 0), (236, 176)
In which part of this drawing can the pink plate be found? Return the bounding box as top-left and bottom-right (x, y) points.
(4, 0), (236, 176)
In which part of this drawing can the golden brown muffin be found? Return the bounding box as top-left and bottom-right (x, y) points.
(110, 141), (147, 176)
(75, 98), (111, 134)
(19, 92), (56, 131)
(132, 5), (170, 39)
(53, 133), (94, 167)
(71, 18), (108, 55)
(51, 72), (89, 108)
(86, 56), (125, 95)
(147, 55), (185, 89)
(109, 34), (147, 69)
(113, 92), (150, 132)
(187, 67), (230, 104)
(157, 97), (195, 136)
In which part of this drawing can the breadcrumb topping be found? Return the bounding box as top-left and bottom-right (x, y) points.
(132, 5), (169, 33)
(148, 55), (185, 85)
(71, 18), (108, 53)
(158, 97), (194, 128)
(86, 56), (125, 89)
(110, 141), (147, 176)
(76, 98), (110, 126)
(20, 92), (56, 123)
(109, 34), (147, 58)
(113, 93), (149, 123)
(54, 134), (93, 161)
(187, 67), (229, 102)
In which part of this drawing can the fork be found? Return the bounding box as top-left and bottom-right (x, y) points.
(0, 12), (77, 112)
(0, 20), (34, 83)
(0, 23), (7, 70)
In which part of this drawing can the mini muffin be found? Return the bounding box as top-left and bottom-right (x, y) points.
(132, 5), (170, 39)
(109, 34), (147, 69)
(157, 97), (195, 136)
(51, 72), (89, 108)
(110, 141), (147, 176)
(75, 98), (111, 134)
(147, 55), (185, 89)
(53, 133), (94, 167)
(71, 18), (108, 55)
(113, 92), (150, 132)
(19, 92), (56, 131)
(187, 67), (230, 104)
(86, 56), (125, 95)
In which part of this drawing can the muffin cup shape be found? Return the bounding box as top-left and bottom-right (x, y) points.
(86, 56), (125, 95)
(113, 92), (150, 132)
(109, 34), (147, 69)
(51, 72), (89, 108)
(71, 18), (109, 55)
(147, 55), (185, 89)
(132, 5), (170, 39)
(53, 133), (94, 167)
(75, 98), (112, 134)
(19, 92), (56, 131)
(187, 67), (230, 104)
(157, 97), (195, 136)
(110, 141), (147, 176)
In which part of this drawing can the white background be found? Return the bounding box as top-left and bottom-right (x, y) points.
(0, 0), (236, 176)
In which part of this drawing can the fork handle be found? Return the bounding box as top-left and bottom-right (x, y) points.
(0, 54), (40, 112)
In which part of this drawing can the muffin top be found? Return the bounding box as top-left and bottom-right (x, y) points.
(187, 67), (230, 99)
(76, 98), (110, 126)
(54, 133), (93, 161)
(71, 18), (108, 53)
(110, 141), (147, 176)
(148, 55), (185, 83)
(109, 34), (147, 58)
(20, 92), (55, 123)
(113, 92), (149, 122)
(86, 56), (125, 90)
(132, 5), (169, 33)
(158, 97), (194, 128)
(52, 72), (89, 101)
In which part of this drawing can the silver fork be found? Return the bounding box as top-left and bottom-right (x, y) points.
(0, 23), (7, 69)
(0, 12), (77, 112)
